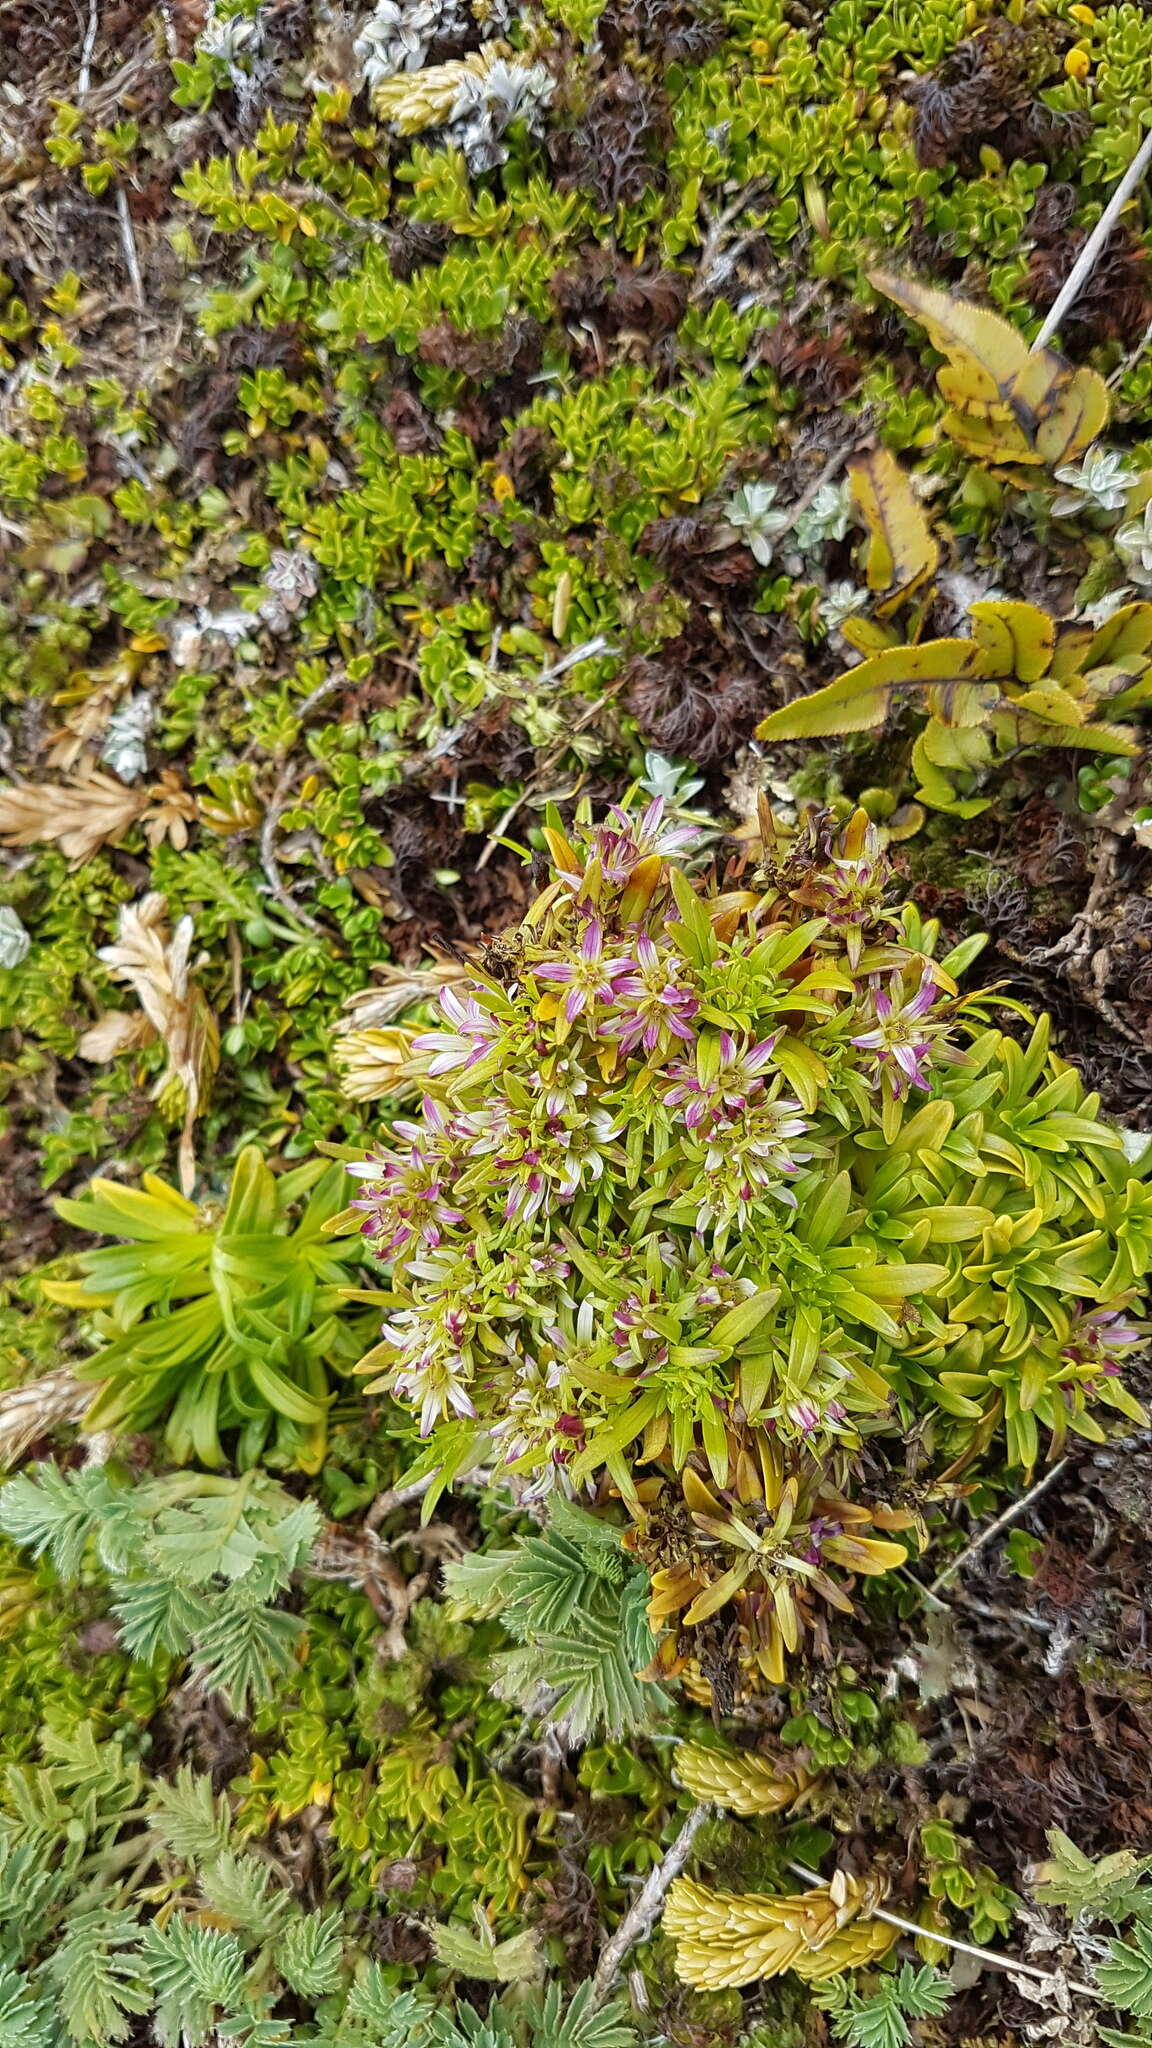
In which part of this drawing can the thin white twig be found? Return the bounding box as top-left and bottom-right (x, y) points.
(785, 1865), (1097, 1998)
(475, 791), (529, 870)
(292, 668), (346, 725)
(927, 1457), (1069, 1598)
(474, 638), (618, 871)
(282, 183), (391, 242)
(766, 422), (874, 546)
(591, 1803), (712, 2005)
(535, 634), (618, 687)
(259, 764), (327, 938)
(1031, 127), (1152, 353)
(108, 433), (151, 487)
(78, 0), (100, 95)
(689, 179), (772, 302)
(115, 186), (145, 310)
(364, 1460), (489, 1531)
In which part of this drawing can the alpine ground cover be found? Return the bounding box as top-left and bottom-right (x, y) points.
(2, 0), (1152, 2038)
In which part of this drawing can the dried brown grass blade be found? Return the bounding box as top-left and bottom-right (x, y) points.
(0, 1373), (89, 1469)
(0, 766), (150, 863)
(95, 894), (220, 1193)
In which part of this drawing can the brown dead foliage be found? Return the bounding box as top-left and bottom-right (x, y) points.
(0, 766), (196, 863)
(380, 388), (441, 455)
(639, 513), (762, 593)
(362, 776), (535, 951)
(920, 788), (1152, 1122)
(626, 649), (765, 768)
(417, 317), (544, 382)
(905, 19), (1090, 172)
(167, 0), (210, 57)
(553, 248), (689, 341)
(493, 424), (557, 511)
(552, 69), (671, 209)
(149, 1683), (252, 1789)
(1027, 221), (1152, 351)
(452, 699), (534, 784)
(0, 0), (154, 88)
(160, 328), (310, 475)
(1102, 897), (1152, 1008)
(369, 1913), (434, 1966)
(759, 317), (863, 407)
(598, 0), (724, 62)
(535, 1838), (604, 1981)
(384, 218), (454, 280)
(85, 893), (220, 1194)
(957, 1469), (1152, 1860)
(0, 0), (86, 82)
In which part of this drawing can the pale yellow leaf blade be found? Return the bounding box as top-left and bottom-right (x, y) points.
(848, 446), (939, 611)
(870, 268), (1030, 405)
(1034, 364), (1111, 467)
(970, 599), (1055, 682)
(870, 269), (1110, 467)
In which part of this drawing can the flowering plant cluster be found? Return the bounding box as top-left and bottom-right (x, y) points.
(345, 802), (1151, 1697)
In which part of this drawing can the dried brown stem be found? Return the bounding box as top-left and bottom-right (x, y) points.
(364, 1461), (489, 1530)
(927, 1456), (1071, 1598)
(292, 668), (347, 726)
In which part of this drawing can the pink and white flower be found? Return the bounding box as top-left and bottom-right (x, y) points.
(661, 1031), (781, 1132)
(1062, 1303), (1144, 1376)
(850, 972), (941, 1095)
(348, 1097), (465, 1255)
(534, 918), (632, 1025)
(688, 1089), (812, 1228)
(604, 936), (699, 1055)
(413, 986), (502, 1074)
(391, 1346), (477, 1439)
(553, 797), (700, 896)
(466, 1102), (622, 1222)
